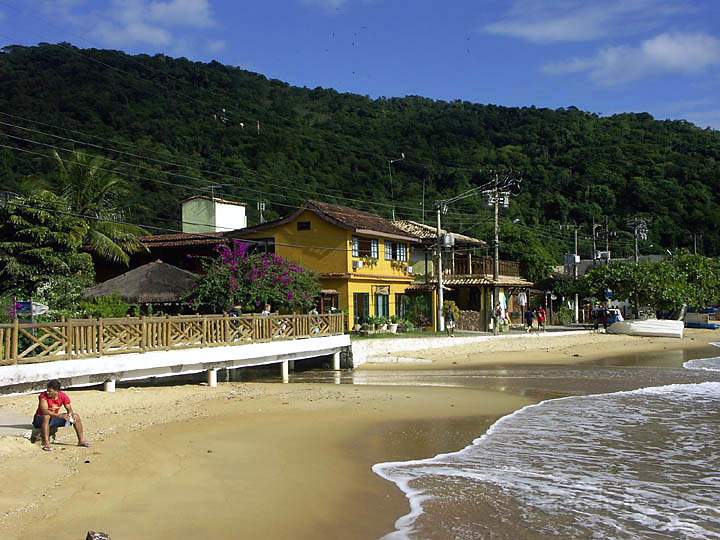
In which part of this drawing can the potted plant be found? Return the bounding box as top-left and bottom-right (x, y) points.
(388, 315), (399, 333)
(375, 316), (388, 332)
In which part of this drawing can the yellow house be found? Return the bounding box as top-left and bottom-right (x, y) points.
(230, 201), (419, 323)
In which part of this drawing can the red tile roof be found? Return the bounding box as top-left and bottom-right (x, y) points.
(306, 200), (416, 240)
(139, 232), (228, 248)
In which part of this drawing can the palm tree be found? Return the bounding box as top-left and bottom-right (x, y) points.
(45, 150), (147, 266)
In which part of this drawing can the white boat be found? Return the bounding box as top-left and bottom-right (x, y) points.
(607, 319), (684, 339)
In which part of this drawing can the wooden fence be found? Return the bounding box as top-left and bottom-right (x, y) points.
(0, 313), (345, 366)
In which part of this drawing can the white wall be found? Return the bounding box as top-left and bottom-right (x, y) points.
(215, 201), (247, 232)
(0, 335), (351, 394)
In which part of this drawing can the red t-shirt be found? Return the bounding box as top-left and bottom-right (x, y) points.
(35, 391), (71, 416)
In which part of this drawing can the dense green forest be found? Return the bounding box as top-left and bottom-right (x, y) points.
(1, 43), (719, 278)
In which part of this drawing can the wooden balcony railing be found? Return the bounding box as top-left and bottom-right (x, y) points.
(450, 257), (520, 277)
(0, 313), (345, 366)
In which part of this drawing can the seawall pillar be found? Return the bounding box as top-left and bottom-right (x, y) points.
(207, 369), (218, 388)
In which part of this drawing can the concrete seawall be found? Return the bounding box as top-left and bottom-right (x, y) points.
(0, 335), (351, 395)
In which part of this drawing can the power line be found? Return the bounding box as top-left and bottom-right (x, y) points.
(0, 126), (491, 223)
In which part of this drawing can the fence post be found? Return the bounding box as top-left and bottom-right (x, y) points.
(12, 318), (19, 364)
(141, 316), (147, 352)
(165, 315), (172, 350)
(201, 316), (207, 346)
(65, 318), (73, 358)
(98, 318), (104, 356)
(223, 313), (230, 345)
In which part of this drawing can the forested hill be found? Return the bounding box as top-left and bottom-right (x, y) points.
(1, 43), (720, 271)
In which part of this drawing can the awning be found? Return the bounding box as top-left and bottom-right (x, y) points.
(429, 275), (533, 287)
(405, 283), (452, 293)
(320, 289), (339, 295)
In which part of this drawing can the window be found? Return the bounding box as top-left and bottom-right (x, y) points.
(352, 237), (378, 258)
(297, 221), (311, 231)
(398, 243), (408, 262)
(385, 241), (409, 262)
(375, 294), (389, 318)
(248, 238), (275, 254)
(354, 293), (370, 323)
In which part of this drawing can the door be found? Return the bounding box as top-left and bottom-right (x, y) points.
(354, 293), (370, 323)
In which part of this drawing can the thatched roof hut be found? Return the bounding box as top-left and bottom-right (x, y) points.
(84, 260), (199, 304)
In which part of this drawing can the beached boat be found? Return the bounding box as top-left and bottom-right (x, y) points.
(607, 319), (684, 339)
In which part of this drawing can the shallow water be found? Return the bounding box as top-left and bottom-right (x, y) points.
(351, 347), (720, 539)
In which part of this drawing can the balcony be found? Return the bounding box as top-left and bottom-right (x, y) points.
(446, 255), (520, 277)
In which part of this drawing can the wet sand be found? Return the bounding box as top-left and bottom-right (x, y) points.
(1, 329), (719, 539)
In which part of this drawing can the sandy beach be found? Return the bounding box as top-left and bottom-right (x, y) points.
(1, 329), (719, 539)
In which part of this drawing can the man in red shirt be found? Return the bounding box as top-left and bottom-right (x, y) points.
(33, 379), (90, 452)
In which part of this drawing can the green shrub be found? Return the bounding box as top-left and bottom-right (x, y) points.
(80, 295), (135, 318)
(557, 305), (574, 326)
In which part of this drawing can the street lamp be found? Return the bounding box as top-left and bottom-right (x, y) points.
(387, 153), (405, 221)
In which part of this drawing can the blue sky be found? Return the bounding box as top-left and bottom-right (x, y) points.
(1, 0), (719, 128)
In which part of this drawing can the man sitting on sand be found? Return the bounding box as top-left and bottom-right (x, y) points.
(33, 379), (90, 452)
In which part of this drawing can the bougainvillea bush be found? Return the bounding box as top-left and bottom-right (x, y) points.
(188, 241), (320, 314)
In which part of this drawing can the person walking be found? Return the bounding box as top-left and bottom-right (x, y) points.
(536, 306), (547, 332)
(445, 307), (456, 337)
(524, 307), (534, 333)
(493, 303), (503, 336)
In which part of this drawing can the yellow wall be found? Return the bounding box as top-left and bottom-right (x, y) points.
(238, 210), (415, 320)
(241, 210), (351, 274)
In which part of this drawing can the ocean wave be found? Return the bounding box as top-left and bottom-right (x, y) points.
(684, 357), (720, 373)
(374, 380), (720, 539)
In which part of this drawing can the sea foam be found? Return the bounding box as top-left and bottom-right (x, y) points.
(375, 369), (720, 539)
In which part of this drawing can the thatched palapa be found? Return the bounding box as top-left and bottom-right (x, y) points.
(84, 261), (199, 304)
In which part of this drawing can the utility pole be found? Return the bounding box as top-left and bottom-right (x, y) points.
(493, 184), (500, 284)
(436, 202), (445, 333)
(592, 219), (603, 260)
(691, 233), (703, 255)
(605, 216), (610, 253)
(574, 227), (579, 324)
(433, 169), (521, 334)
(482, 172), (518, 323)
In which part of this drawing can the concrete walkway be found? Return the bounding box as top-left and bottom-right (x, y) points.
(351, 328), (593, 366)
(0, 411), (32, 438)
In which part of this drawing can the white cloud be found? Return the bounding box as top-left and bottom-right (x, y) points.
(41, 0), (217, 49)
(484, 0), (686, 43)
(206, 39), (226, 53)
(680, 110), (720, 130)
(543, 32), (720, 84)
(94, 19), (172, 47)
(302, 0), (348, 11)
(147, 0), (215, 28)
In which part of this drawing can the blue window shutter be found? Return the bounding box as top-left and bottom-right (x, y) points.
(385, 240), (392, 260)
(352, 237), (359, 257)
(371, 239), (379, 258)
